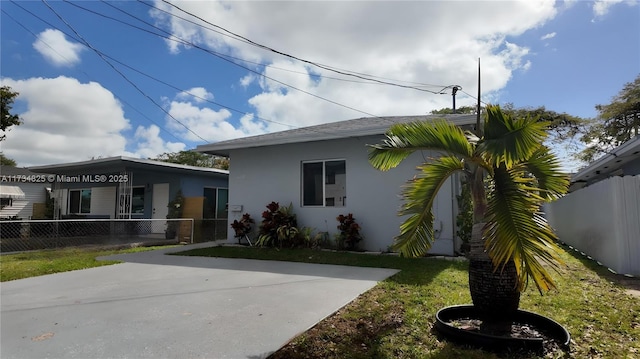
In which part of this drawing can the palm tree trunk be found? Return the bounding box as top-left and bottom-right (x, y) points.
(468, 223), (520, 322)
(467, 166), (520, 323)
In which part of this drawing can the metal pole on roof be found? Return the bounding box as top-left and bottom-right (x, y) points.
(452, 86), (460, 114)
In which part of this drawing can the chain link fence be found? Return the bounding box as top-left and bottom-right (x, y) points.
(0, 218), (229, 253)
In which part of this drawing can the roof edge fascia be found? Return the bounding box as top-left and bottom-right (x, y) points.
(572, 135), (640, 183)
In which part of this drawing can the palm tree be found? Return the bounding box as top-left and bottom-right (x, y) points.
(368, 105), (569, 322)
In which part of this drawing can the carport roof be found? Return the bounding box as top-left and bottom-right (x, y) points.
(29, 156), (229, 176)
(196, 114), (478, 156)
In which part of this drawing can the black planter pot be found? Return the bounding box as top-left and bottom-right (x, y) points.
(435, 305), (570, 354)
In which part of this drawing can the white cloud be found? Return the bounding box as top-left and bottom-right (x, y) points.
(593, 0), (622, 17)
(32, 29), (84, 67)
(149, 0), (558, 130)
(132, 125), (186, 158)
(0, 76), (186, 166)
(239, 74), (255, 88)
(562, 0), (579, 9)
(501, 42), (531, 71)
(166, 91), (267, 142)
(176, 87), (214, 103)
(593, 0), (638, 18)
(540, 32), (557, 40)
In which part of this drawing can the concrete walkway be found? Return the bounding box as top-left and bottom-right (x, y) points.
(1, 243), (398, 359)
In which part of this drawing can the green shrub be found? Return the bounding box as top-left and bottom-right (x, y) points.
(299, 227), (329, 249)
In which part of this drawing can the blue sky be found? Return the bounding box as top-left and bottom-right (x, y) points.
(1, 0), (638, 168)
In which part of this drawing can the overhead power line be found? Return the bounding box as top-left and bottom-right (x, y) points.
(41, 0), (210, 142)
(5, 1), (383, 142)
(59, 0), (387, 121)
(1, 6), (187, 144)
(8, 0), (374, 140)
(106, 0), (447, 89)
(146, 0), (458, 94)
(460, 89), (488, 106)
(5, 0), (476, 144)
(56, 0), (471, 121)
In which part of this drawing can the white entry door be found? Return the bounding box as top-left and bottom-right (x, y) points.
(151, 183), (169, 233)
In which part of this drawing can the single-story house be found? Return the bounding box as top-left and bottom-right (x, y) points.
(546, 136), (640, 275)
(1, 165), (51, 219)
(30, 156), (229, 239)
(196, 114), (478, 255)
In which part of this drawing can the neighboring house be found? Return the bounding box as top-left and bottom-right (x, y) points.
(30, 157), (229, 238)
(547, 136), (640, 275)
(0, 165), (51, 219)
(568, 135), (640, 192)
(197, 114), (478, 255)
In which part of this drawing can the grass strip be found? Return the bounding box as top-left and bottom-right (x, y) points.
(0, 246), (173, 282)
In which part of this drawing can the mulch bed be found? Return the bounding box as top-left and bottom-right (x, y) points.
(449, 318), (564, 355)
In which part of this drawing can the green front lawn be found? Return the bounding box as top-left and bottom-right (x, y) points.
(0, 246), (174, 282)
(175, 246), (640, 359)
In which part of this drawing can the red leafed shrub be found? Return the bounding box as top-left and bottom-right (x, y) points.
(230, 213), (254, 238)
(336, 213), (363, 250)
(257, 202), (298, 248)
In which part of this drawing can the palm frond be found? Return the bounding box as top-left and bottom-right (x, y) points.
(392, 157), (464, 257)
(524, 147), (570, 201)
(484, 165), (564, 293)
(479, 105), (548, 168)
(369, 120), (472, 171)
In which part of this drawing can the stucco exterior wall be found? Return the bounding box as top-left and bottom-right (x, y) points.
(227, 135), (457, 255)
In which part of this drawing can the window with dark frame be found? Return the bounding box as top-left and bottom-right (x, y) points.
(131, 187), (145, 215)
(302, 160), (346, 207)
(203, 187), (229, 219)
(69, 189), (91, 214)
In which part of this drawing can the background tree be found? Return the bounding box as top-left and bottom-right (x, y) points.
(1, 153), (17, 166)
(501, 103), (584, 145)
(432, 104), (584, 145)
(1, 86), (22, 141)
(153, 150), (229, 170)
(430, 105), (477, 115)
(579, 74), (640, 163)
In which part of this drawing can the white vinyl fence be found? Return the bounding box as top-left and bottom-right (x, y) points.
(546, 176), (640, 276)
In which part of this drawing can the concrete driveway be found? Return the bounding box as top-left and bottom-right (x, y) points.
(1, 243), (398, 359)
